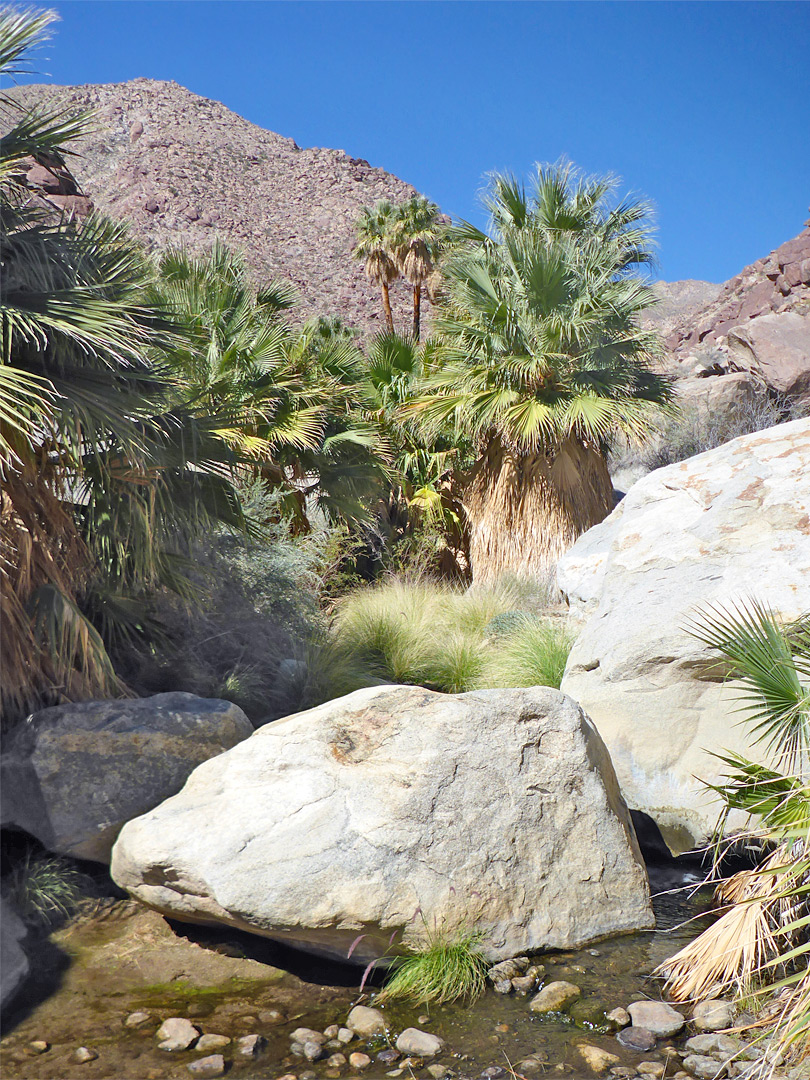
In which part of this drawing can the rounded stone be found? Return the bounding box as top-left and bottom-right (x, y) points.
(186, 1055), (226, 1078)
(627, 1000), (685, 1037)
(577, 1044), (620, 1074)
(681, 1054), (727, 1079)
(616, 1026), (657, 1052)
(72, 1047), (99, 1063)
(124, 1011), (153, 1028)
(196, 1034), (231, 1052)
(529, 981), (582, 1013)
(347, 1005), (387, 1037)
(692, 999), (735, 1032)
(396, 1028), (445, 1057)
(349, 1052), (372, 1069)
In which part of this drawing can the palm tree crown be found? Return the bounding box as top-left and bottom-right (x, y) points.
(409, 161), (672, 582)
(353, 199), (399, 332)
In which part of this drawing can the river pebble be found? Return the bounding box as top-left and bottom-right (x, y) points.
(237, 1033), (266, 1056)
(682, 1054), (727, 1078)
(28, 1040), (49, 1054)
(578, 1043), (620, 1073)
(376, 1048), (400, 1064)
(349, 1051), (372, 1069)
(685, 1034), (742, 1057)
(628, 1000), (686, 1037)
(346, 1005), (387, 1036)
(157, 1017), (200, 1051)
(72, 1046), (99, 1063)
(616, 1026), (657, 1051)
(124, 1011), (152, 1028)
(692, 1000), (735, 1031)
(529, 981), (581, 1013)
(396, 1028), (444, 1056)
(326, 1052), (347, 1067)
(187, 1055), (226, 1078)
(606, 1007), (631, 1028)
(196, 1034), (231, 1051)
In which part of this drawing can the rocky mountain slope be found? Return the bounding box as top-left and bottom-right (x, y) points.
(9, 78), (419, 333)
(665, 225), (810, 369)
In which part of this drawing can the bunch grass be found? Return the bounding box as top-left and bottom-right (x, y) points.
(316, 575), (574, 699)
(378, 929), (488, 1005)
(8, 850), (93, 927)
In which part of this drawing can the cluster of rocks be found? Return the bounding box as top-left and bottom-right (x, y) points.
(8, 150), (93, 217)
(8, 78), (420, 336)
(109, 684), (653, 964)
(666, 226), (810, 364)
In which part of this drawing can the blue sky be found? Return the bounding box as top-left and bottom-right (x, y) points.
(19, 1), (810, 283)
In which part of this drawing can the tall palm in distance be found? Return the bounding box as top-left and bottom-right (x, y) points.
(409, 162), (672, 583)
(352, 199), (399, 333)
(391, 195), (443, 342)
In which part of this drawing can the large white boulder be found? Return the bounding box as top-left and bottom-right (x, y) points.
(111, 685), (652, 964)
(1, 693), (252, 862)
(559, 418), (810, 846)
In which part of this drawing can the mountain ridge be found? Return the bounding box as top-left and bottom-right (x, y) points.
(8, 77), (419, 333)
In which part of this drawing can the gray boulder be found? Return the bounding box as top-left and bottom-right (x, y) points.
(559, 418), (810, 844)
(1, 693), (252, 862)
(0, 898), (29, 1013)
(111, 685), (652, 964)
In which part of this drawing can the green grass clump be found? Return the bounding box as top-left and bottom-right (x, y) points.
(8, 850), (93, 927)
(314, 575), (575, 700)
(378, 930), (488, 1005)
(483, 616), (575, 690)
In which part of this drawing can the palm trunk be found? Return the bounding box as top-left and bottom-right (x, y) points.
(463, 435), (614, 585)
(381, 282), (394, 333)
(413, 284), (421, 341)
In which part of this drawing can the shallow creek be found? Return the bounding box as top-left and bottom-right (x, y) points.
(0, 887), (714, 1080)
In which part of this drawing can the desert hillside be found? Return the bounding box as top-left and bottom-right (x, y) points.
(9, 78), (420, 333)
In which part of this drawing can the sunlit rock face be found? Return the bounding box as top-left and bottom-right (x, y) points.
(111, 684), (653, 964)
(559, 418), (810, 847)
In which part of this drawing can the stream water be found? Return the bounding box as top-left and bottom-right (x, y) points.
(0, 883), (715, 1080)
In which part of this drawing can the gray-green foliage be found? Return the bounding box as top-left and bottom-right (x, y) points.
(313, 576), (575, 700)
(613, 391), (805, 478)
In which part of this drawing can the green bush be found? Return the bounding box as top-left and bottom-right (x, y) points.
(483, 615), (575, 691)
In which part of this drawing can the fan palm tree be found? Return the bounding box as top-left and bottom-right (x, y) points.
(363, 331), (472, 577)
(1, 8), (248, 721)
(152, 243), (390, 530)
(409, 162), (672, 583)
(391, 195), (443, 341)
(353, 199), (399, 333)
(657, 600), (809, 1074)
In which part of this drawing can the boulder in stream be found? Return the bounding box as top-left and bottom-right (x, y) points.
(111, 685), (653, 963)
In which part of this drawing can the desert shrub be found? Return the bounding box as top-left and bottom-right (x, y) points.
(115, 491), (356, 723)
(378, 928), (488, 1005)
(612, 390), (806, 483)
